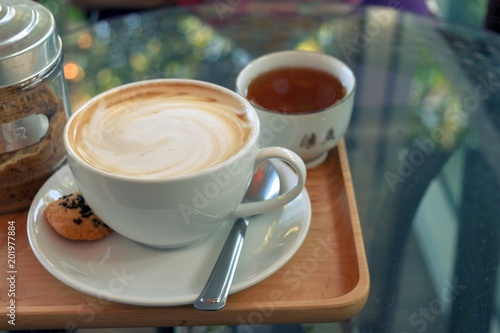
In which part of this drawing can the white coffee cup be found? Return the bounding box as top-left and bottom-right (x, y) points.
(64, 79), (306, 249)
(236, 50), (356, 168)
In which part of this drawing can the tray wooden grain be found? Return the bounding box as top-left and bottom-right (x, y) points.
(0, 140), (369, 329)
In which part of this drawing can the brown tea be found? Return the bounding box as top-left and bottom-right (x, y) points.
(246, 67), (346, 114)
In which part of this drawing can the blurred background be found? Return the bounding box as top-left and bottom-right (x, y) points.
(36, 0), (492, 113)
(39, 0), (490, 33)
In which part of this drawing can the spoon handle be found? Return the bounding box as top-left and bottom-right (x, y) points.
(194, 217), (248, 311)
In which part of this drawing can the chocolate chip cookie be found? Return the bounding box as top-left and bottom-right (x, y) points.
(44, 192), (112, 240)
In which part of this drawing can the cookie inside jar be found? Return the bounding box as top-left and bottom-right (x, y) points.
(0, 78), (68, 213)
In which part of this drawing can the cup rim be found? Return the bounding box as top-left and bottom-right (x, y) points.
(236, 50), (356, 116)
(64, 78), (260, 183)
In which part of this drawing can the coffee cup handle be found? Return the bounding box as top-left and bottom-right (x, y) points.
(232, 147), (307, 218)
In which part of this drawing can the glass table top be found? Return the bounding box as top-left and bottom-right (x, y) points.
(57, 3), (500, 332)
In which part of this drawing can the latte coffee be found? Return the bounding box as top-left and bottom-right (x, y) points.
(67, 81), (254, 178)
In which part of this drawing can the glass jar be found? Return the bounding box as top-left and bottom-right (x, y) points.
(0, 0), (70, 213)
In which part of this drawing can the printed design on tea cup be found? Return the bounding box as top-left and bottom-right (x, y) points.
(299, 127), (336, 150)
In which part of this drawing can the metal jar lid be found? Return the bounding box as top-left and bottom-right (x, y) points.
(0, 0), (62, 88)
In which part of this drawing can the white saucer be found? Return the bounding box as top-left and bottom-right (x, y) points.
(27, 161), (311, 306)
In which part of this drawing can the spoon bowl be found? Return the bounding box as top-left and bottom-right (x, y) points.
(244, 159), (280, 202)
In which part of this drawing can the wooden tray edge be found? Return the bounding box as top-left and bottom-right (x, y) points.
(333, 139), (370, 317)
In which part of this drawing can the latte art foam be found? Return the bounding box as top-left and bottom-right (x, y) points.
(69, 83), (253, 178)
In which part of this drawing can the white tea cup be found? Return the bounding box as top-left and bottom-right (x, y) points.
(236, 50), (356, 168)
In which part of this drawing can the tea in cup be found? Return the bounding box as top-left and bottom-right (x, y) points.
(236, 50), (356, 167)
(64, 79), (306, 248)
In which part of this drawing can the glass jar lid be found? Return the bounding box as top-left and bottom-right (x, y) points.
(0, 0), (62, 88)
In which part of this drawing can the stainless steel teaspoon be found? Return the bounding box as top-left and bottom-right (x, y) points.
(194, 161), (280, 311)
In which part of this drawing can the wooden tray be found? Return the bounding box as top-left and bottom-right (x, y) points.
(0, 140), (369, 329)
